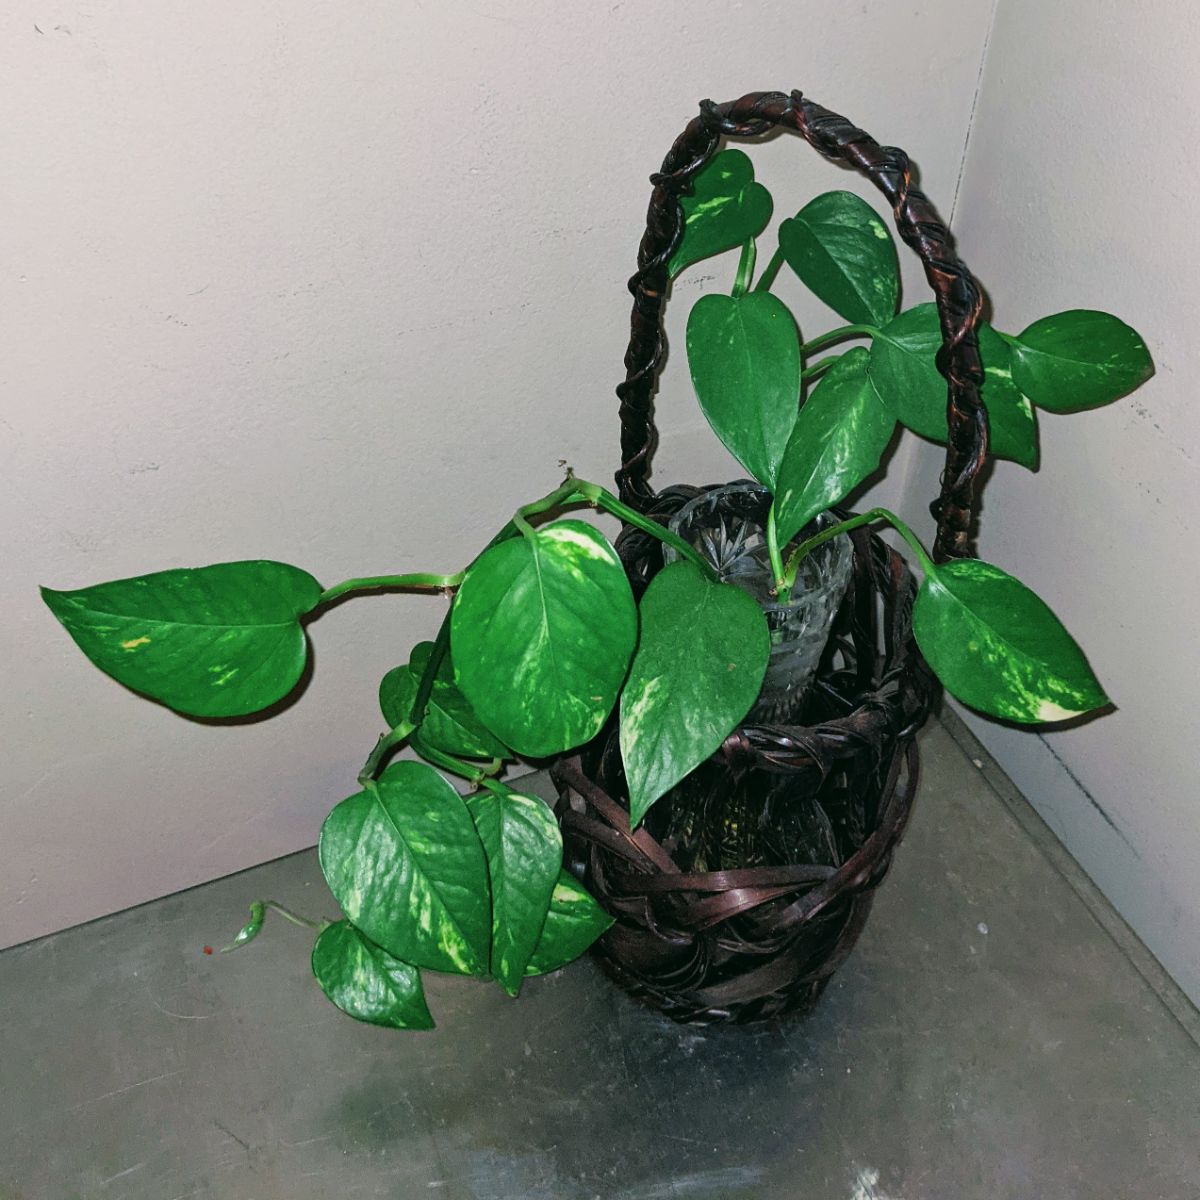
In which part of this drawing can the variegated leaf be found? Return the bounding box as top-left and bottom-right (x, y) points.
(913, 559), (1107, 723)
(452, 521), (637, 758)
(311, 920), (434, 1030)
(318, 762), (490, 976)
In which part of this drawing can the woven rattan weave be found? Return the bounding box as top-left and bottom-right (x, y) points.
(551, 89), (984, 1024)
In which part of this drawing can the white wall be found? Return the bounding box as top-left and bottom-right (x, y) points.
(922, 0), (1200, 1002)
(1, 1), (995, 947)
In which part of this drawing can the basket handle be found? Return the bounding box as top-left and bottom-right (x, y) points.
(614, 90), (986, 563)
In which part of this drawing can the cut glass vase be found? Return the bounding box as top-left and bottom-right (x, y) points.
(663, 482), (853, 723)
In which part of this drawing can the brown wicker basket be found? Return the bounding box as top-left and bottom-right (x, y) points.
(549, 90), (988, 1025)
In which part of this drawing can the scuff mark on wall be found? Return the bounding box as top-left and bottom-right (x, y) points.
(1127, 401), (1197, 467)
(1036, 734), (1138, 856)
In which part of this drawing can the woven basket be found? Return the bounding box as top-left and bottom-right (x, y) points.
(550, 90), (988, 1025)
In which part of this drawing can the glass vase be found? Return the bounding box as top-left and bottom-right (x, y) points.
(662, 482), (853, 723)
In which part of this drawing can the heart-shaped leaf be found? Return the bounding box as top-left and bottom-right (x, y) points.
(525, 871), (613, 977)
(466, 789), (562, 996)
(41, 561), (322, 718)
(452, 521), (637, 758)
(620, 560), (769, 827)
(773, 348), (896, 546)
(319, 761), (491, 976)
(311, 920), (434, 1030)
(686, 291), (801, 489)
(668, 149), (773, 278)
(912, 558), (1108, 724)
(778, 190), (899, 326)
(380, 642), (508, 759)
(867, 304), (1039, 469)
(1009, 310), (1153, 413)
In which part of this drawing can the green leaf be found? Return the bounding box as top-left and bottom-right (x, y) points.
(319, 761), (491, 976)
(1009, 309), (1154, 413)
(452, 521), (637, 758)
(778, 190), (899, 326)
(667, 149), (773, 278)
(378, 666), (420, 724)
(222, 901), (266, 952)
(41, 561), (321, 718)
(867, 304), (1039, 469)
(912, 559), (1108, 724)
(311, 920), (434, 1030)
(686, 291), (801, 489)
(525, 871), (613, 977)
(466, 789), (562, 996)
(773, 348), (896, 546)
(379, 642), (508, 760)
(865, 304), (944, 440)
(981, 342), (1040, 471)
(620, 560), (770, 827)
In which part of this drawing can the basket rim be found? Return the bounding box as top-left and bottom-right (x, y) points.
(554, 742), (916, 914)
(613, 484), (939, 774)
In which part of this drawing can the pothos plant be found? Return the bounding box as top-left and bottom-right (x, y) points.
(43, 148), (1152, 1031)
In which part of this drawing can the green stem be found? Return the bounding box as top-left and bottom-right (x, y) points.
(411, 734), (491, 785)
(318, 571), (462, 606)
(261, 901), (325, 932)
(219, 899), (327, 953)
(572, 480), (719, 581)
(358, 720), (415, 785)
(765, 505), (788, 599)
(732, 237), (757, 298)
(801, 323), (881, 357)
(781, 506), (933, 592)
(478, 775), (517, 799)
(513, 478), (587, 537)
(754, 245), (785, 293)
(800, 357), (838, 387)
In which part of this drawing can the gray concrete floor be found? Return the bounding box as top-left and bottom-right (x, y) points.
(2, 716), (1198, 1199)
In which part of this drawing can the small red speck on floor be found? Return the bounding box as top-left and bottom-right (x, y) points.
(202, 945), (213, 955)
